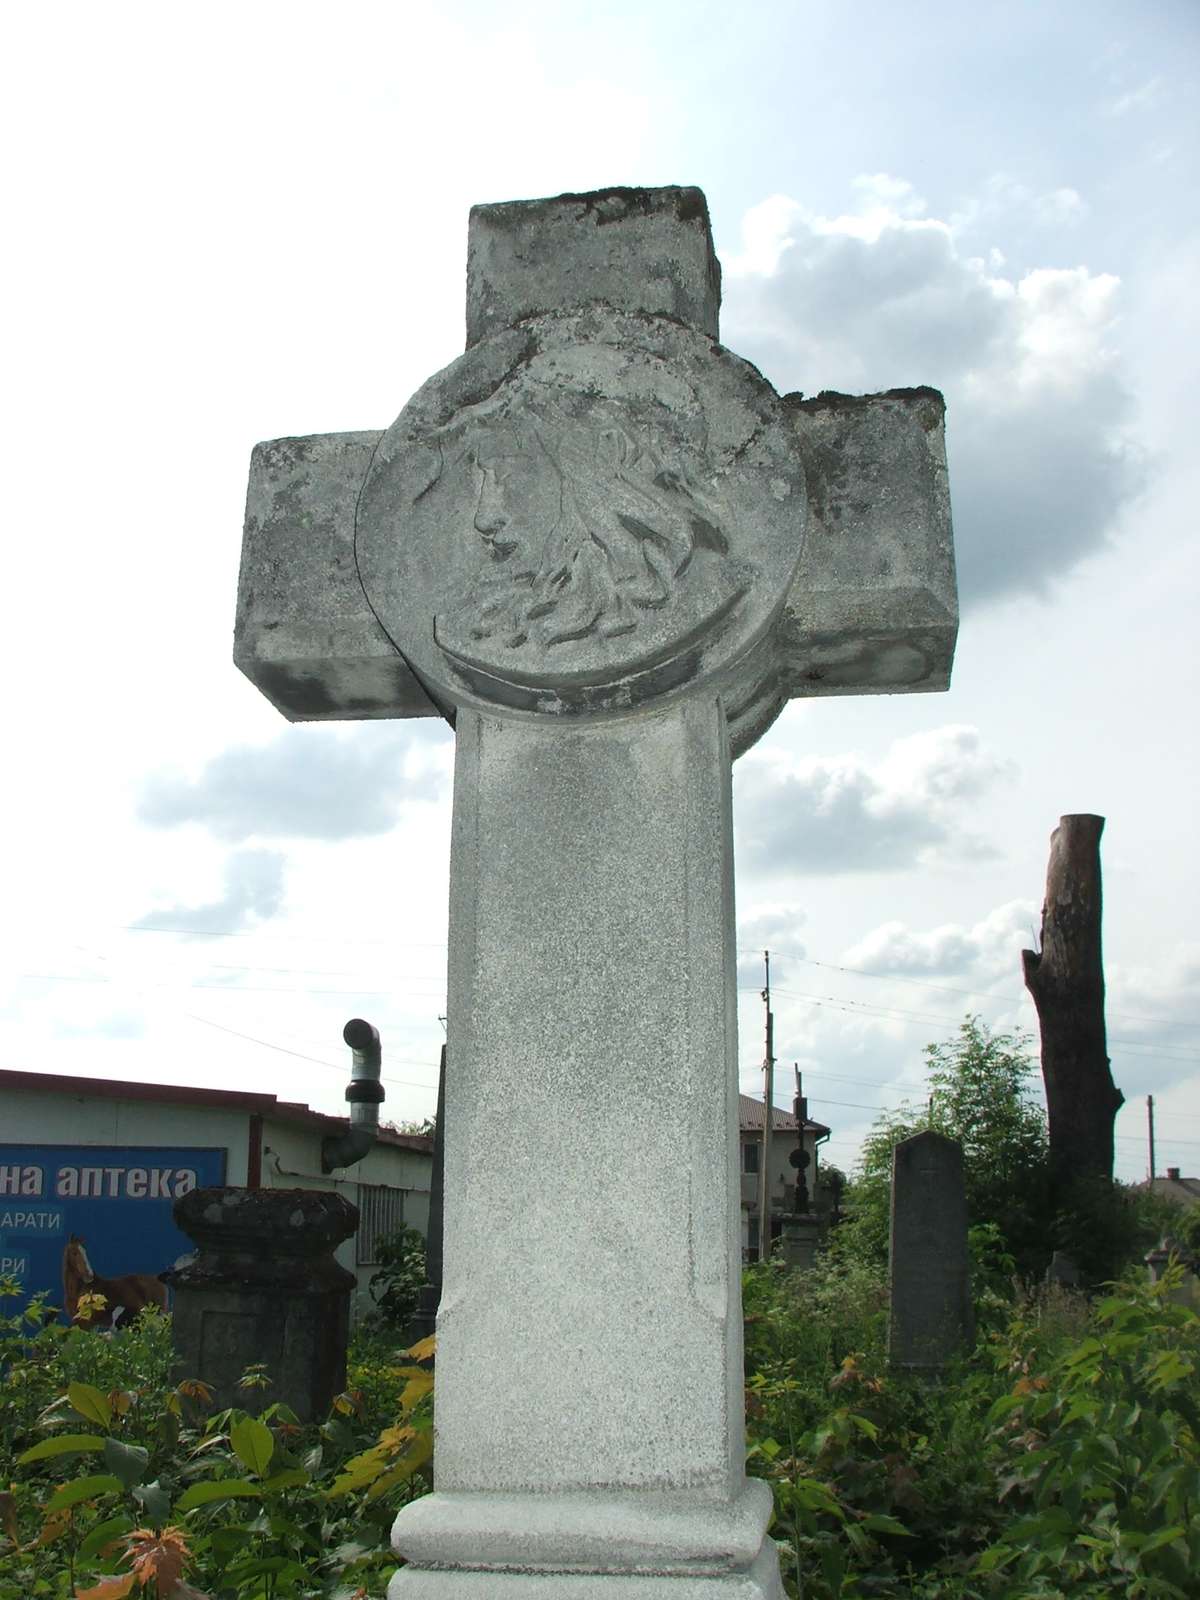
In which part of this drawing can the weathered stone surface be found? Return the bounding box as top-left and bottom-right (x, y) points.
(780, 1213), (821, 1271)
(231, 183), (958, 1598)
(233, 431), (432, 722)
(354, 307), (806, 744)
(392, 1542), (781, 1600)
(234, 388), (955, 732)
(782, 388), (956, 698)
(166, 1187), (357, 1422)
(466, 186), (722, 348)
(887, 1132), (973, 1374)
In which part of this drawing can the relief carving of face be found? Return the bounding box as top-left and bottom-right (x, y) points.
(451, 400), (739, 662)
(354, 310), (808, 720)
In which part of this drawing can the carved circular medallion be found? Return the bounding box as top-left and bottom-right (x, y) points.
(355, 309), (806, 719)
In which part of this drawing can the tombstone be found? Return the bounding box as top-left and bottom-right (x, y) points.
(1145, 1238), (1200, 1309)
(1044, 1249), (1082, 1288)
(888, 1131), (973, 1375)
(780, 1213), (821, 1271)
(234, 186), (957, 1598)
(166, 1187), (358, 1423)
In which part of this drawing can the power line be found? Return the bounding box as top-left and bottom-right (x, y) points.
(737, 981), (1200, 1065)
(183, 1014), (439, 1089)
(786, 954), (1200, 1032)
(28, 927), (1200, 1034)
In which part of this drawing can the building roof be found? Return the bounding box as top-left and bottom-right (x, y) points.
(738, 1093), (830, 1137)
(0, 1067), (434, 1155)
(1148, 1173), (1200, 1206)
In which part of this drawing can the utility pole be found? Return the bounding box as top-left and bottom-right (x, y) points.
(757, 951), (774, 1262)
(1147, 1094), (1156, 1182)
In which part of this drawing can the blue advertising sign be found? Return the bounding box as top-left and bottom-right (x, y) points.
(0, 1144), (227, 1320)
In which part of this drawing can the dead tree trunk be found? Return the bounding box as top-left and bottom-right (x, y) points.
(1021, 814), (1124, 1187)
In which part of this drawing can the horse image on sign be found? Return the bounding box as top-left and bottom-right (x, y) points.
(62, 1234), (170, 1330)
(0, 1144), (227, 1318)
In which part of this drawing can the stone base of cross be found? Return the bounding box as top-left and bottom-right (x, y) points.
(235, 187), (956, 1598)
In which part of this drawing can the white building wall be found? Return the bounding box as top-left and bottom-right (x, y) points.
(1, 1082), (432, 1325)
(259, 1115), (432, 1318)
(1, 1087), (250, 1185)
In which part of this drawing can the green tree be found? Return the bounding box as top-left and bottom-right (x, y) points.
(366, 1225), (428, 1329)
(838, 1017), (1053, 1278)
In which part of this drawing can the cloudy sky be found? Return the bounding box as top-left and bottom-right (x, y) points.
(4, 0), (1197, 1185)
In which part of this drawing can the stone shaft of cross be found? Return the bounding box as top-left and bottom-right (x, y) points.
(234, 185), (957, 1598)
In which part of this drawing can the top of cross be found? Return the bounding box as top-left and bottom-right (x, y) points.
(464, 186), (722, 345)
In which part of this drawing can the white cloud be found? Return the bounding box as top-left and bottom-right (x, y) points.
(734, 725), (1013, 876)
(1107, 944), (1200, 1096)
(139, 724), (447, 842)
(1107, 77), (1165, 117)
(735, 905), (807, 987)
(1033, 186), (1088, 223)
(722, 181), (1145, 605)
(841, 900), (1037, 979)
(135, 848), (287, 938)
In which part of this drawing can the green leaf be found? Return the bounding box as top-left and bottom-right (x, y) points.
(209, 1525), (254, 1557)
(133, 1479), (171, 1524)
(859, 1513), (912, 1537)
(177, 1477), (264, 1511)
(46, 1474), (124, 1512)
(1142, 1524), (1187, 1554)
(78, 1514), (134, 1558)
(262, 1467), (310, 1493)
(975, 1543), (1018, 1574)
(68, 1383), (113, 1429)
(17, 1433), (106, 1464)
(102, 1437), (149, 1490)
(231, 1415), (275, 1476)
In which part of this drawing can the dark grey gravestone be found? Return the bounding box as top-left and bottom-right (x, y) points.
(888, 1131), (973, 1374)
(166, 1187), (358, 1422)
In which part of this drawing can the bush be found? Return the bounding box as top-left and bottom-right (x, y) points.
(978, 1264), (1200, 1595)
(366, 1226), (428, 1330)
(837, 1018), (1054, 1280)
(743, 1256), (1200, 1598)
(0, 1277), (433, 1599)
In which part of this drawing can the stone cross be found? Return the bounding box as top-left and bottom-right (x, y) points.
(235, 186), (957, 1600)
(888, 1130), (973, 1374)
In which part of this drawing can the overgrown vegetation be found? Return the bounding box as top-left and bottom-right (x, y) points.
(835, 1017), (1180, 1282)
(739, 1015), (1200, 1596)
(3, 1020), (1195, 1596)
(363, 1226), (427, 1333)
(743, 1252), (1199, 1597)
(0, 1280), (432, 1599)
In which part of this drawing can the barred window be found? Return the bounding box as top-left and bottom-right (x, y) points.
(356, 1183), (407, 1266)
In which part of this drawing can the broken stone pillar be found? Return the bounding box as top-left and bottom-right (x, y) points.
(888, 1131), (973, 1374)
(167, 1187), (358, 1422)
(233, 184), (957, 1598)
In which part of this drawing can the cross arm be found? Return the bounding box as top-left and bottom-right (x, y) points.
(780, 386), (956, 699)
(233, 430), (439, 722)
(233, 391), (956, 724)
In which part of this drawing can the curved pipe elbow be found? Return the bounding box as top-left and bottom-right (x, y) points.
(321, 1017), (385, 1173)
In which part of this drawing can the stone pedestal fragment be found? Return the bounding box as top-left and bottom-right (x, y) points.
(887, 1132), (973, 1374)
(231, 183), (958, 1595)
(780, 1214), (822, 1272)
(167, 1187), (358, 1422)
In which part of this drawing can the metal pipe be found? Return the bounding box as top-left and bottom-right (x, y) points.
(321, 1018), (385, 1172)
